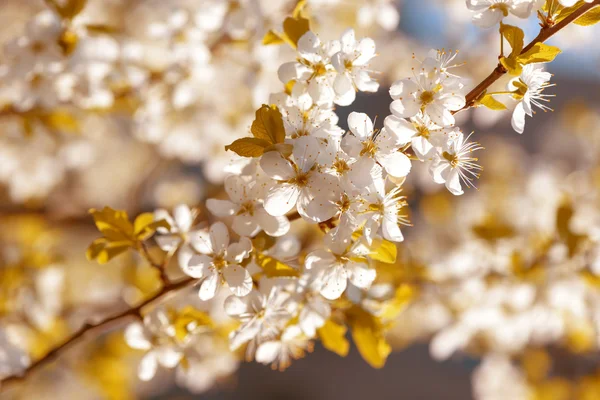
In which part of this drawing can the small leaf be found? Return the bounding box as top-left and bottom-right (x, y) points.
(317, 320), (349, 357)
(380, 284), (416, 320)
(282, 16), (310, 48)
(517, 43), (561, 65)
(346, 306), (392, 368)
(250, 105), (286, 145)
(86, 238), (131, 264)
(500, 56), (523, 76)
(133, 213), (170, 241)
(225, 137), (271, 157)
(256, 254), (299, 278)
(262, 30), (285, 45)
(90, 207), (134, 242)
(500, 23), (524, 58)
(574, 5), (600, 25)
(368, 239), (397, 264)
(478, 94), (508, 111)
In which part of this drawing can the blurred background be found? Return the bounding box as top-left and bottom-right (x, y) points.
(0, 0), (599, 399)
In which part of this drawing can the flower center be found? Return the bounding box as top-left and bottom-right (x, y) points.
(238, 201), (255, 216)
(333, 158), (350, 175)
(212, 254), (227, 269)
(291, 172), (309, 187)
(344, 59), (353, 70)
(291, 129), (310, 139)
(489, 3), (509, 17)
(368, 202), (383, 213)
(419, 90), (435, 106)
(360, 140), (378, 157)
(416, 124), (430, 139)
(313, 62), (327, 77)
(442, 151), (459, 167)
(336, 194), (351, 213)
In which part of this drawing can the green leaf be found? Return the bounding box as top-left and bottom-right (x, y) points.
(478, 94), (508, 111)
(250, 105), (286, 145)
(347, 306), (391, 368)
(500, 56), (523, 76)
(517, 43), (561, 64)
(317, 320), (349, 357)
(368, 239), (397, 264)
(575, 5), (600, 25)
(225, 137), (272, 157)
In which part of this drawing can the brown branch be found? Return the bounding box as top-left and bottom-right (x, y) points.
(456, 0), (600, 113)
(138, 241), (171, 285)
(0, 276), (196, 389)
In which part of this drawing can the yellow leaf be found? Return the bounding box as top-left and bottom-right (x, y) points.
(133, 213), (170, 241)
(90, 207), (134, 242)
(478, 93), (508, 111)
(517, 43), (561, 65)
(86, 238), (131, 264)
(41, 110), (79, 133)
(500, 56), (523, 76)
(256, 254), (299, 278)
(250, 104), (286, 145)
(368, 239), (397, 264)
(575, 5), (600, 25)
(380, 284), (415, 320)
(262, 30), (285, 45)
(292, 0), (308, 18)
(282, 16), (310, 48)
(225, 137), (271, 157)
(317, 320), (349, 357)
(47, 0), (88, 19)
(347, 306), (391, 368)
(500, 23), (524, 58)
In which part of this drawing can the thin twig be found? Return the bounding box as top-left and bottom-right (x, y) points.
(456, 0), (600, 113)
(138, 241), (171, 285)
(0, 277), (196, 389)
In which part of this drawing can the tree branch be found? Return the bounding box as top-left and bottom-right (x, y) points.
(0, 276), (196, 389)
(456, 0), (600, 113)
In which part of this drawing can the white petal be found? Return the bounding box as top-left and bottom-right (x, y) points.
(444, 168), (464, 196)
(199, 271), (220, 301)
(320, 265), (348, 300)
(255, 341), (282, 365)
(389, 78), (418, 99)
(278, 61), (311, 83)
(382, 213), (404, 242)
(256, 208), (290, 237)
(232, 214), (260, 237)
(226, 237), (253, 263)
(376, 151), (412, 178)
(383, 115), (416, 145)
(138, 352), (158, 381)
(189, 230), (213, 254)
(209, 222), (230, 253)
(347, 157), (376, 188)
(223, 264), (253, 297)
(347, 261), (376, 289)
(292, 135), (319, 173)
(297, 31), (321, 63)
(264, 184), (301, 216)
(156, 346), (182, 368)
(124, 323), (151, 350)
(173, 204), (192, 232)
(511, 101), (526, 134)
(347, 112), (373, 140)
(473, 9), (504, 28)
(185, 254), (213, 278)
(390, 98), (420, 119)
(155, 234), (180, 252)
(206, 199), (237, 217)
(260, 151), (295, 180)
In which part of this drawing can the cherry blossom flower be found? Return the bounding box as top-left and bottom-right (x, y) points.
(185, 222), (253, 300)
(509, 63), (554, 134)
(466, 0), (535, 28)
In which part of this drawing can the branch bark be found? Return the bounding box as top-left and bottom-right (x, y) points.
(0, 276), (196, 389)
(456, 0), (600, 113)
